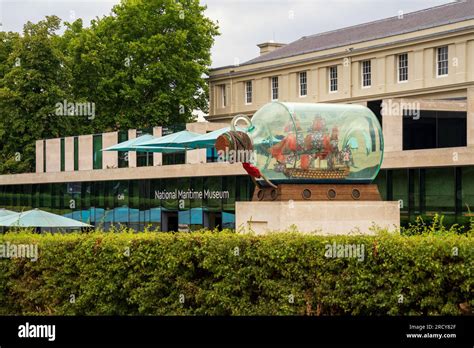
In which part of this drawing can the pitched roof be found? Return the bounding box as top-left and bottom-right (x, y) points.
(242, 0), (474, 66)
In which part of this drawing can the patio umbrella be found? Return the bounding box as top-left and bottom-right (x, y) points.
(0, 208), (16, 218)
(0, 209), (92, 228)
(103, 134), (156, 152)
(103, 134), (186, 153)
(179, 127), (231, 149)
(139, 130), (200, 148)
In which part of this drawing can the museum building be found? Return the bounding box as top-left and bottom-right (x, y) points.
(0, 1), (473, 230)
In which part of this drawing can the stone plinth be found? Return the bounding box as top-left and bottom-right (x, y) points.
(236, 201), (400, 235)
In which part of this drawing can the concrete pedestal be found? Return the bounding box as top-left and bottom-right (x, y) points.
(236, 201), (400, 235)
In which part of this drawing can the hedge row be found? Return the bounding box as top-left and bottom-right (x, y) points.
(0, 230), (472, 315)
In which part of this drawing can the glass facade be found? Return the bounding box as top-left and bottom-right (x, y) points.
(403, 111), (467, 150)
(377, 166), (472, 226)
(60, 138), (65, 172)
(2, 166), (473, 231)
(137, 152), (154, 167)
(0, 176), (253, 231)
(163, 152), (186, 165)
(73, 137), (79, 171)
(92, 135), (103, 170)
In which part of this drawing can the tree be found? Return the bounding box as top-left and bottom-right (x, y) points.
(0, 0), (219, 174)
(0, 16), (76, 174)
(64, 0), (219, 132)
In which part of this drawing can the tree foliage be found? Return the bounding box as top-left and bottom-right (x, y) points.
(0, 0), (219, 173)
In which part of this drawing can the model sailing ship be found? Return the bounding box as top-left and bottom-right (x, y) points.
(269, 116), (354, 180)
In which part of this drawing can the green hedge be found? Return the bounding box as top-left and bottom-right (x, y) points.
(0, 230), (472, 315)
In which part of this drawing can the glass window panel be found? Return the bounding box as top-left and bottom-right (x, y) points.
(271, 76), (279, 100)
(404, 111), (466, 150)
(236, 176), (253, 202)
(81, 182), (91, 224)
(2, 186), (9, 210)
(101, 181), (114, 230)
(43, 140), (46, 173)
(40, 184), (52, 212)
(93, 135), (103, 170)
(206, 147), (218, 163)
(391, 169), (408, 212)
(31, 184), (40, 209)
(190, 177), (203, 209)
(462, 166), (474, 216)
(178, 211), (190, 231)
(403, 111), (436, 150)
(114, 180), (130, 226)
(329, 66), (338, 92)
(437, 112), (467, 148)
(129, 180), (140, 230)
(60, 138), (65, 172)
(10, 185), (18, 210)
(67, 182), (82, 222)
(437, 46), (448, 76)
(222, 176), (236, 212)
(61, 183), (71, 217)
(0, 186), (5, 208)
(163, 152), (185, 165)
(139, 180), (150, 229)
(425, 168), (455, 214)
(177, 178), (191, 210)
(413, 169), (421, 215)
(150, 179), (161, 228)
(373, 169), (387, 201)
(161, 178), (178, 211)
(245, 80), (252, 104)
(92, 182), (106, 226)
(398, 53), (408, 82)
(299, 72), (307, 97)
(223, 212), (235, 229)
(203, 176), (222, 213)
(137, 152), (153, 167)
(74, 137), (79, 171)
(361, 60), (371, 87)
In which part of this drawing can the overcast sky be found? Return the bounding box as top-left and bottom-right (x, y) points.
(0, 0), (453, 68)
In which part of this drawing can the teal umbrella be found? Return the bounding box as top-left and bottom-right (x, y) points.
(0, 208), (16, 218)
(179, 127), (252, 149)
(0, 209), (92, 228)
(132, 145), (187, 153)
(139, 130), (200, 148)
(103, 134), (185, 153)
(180, 127), (231, 149)
(103, 134), (155, 152)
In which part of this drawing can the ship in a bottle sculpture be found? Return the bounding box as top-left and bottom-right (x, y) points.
(216, 102), (384, 201)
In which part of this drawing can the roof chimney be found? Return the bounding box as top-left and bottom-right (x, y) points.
(257, 41), (286, 56)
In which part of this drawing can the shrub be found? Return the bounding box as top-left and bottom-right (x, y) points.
(0, 228), (472, 315)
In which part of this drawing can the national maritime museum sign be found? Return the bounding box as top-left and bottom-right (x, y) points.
(154, 189), (230, 200)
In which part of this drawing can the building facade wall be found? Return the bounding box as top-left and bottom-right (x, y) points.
(78, 135), (93, 171)
(45, 138), (61, 173)
(64, 137), (75, 172)
(208, 22), (474, 121)
(102, 131), (118, 169)
(35, 140), (44, 173)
